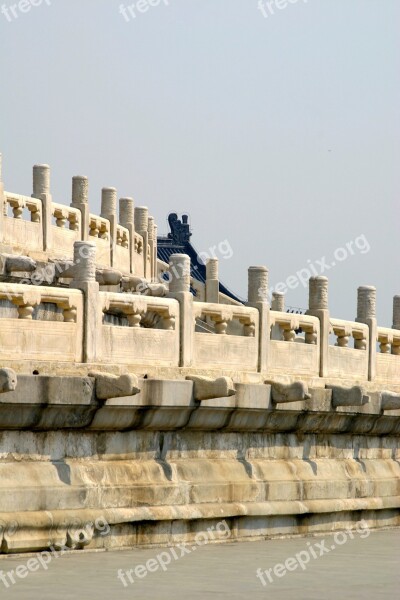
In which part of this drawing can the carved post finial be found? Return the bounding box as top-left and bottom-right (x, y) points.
(205, 258), (219, 303)
(71, 176), (89, 241)
(357, 285), (376, 321)
(356, 285), (377, 382)
(271, 292), (285, 312)
(73, 241), (96, 282)
(169, 253), (190, 293)
(392, 295), (400, 330)
(101, 187), (117, 217)
(309, 276), (328, 310)
(72, 176), (88, 204)
(206, 258), (219, 281)
(134, 206), (148, 234)
(119, 197), (135, 225)
(32, 164), (52, 251)
(33, 164), (50, 197)
(248, 266), (268, 304)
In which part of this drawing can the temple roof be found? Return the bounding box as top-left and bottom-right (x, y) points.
(157, 214), (243, 303)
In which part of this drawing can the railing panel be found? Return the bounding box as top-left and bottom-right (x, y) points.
(3, 193), (43, 252)
(0, 284), (83, 362)
(376, 327), (400, 383)
(51, 203), (81, 258)
(328, 318), (369, 379)
(89, 214), (111, 266)
(100, 292), (179, 366)
(114, 224), (130, 273)
(133, 233), (144, 275)
(268, 311), (320, 375)
(193, 303), (259, 370)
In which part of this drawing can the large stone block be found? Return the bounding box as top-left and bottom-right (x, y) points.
(186, 376), (235, 401)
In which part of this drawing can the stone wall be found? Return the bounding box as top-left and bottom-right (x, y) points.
(0, 376), (399, 554)
(0, 156), (399, 554)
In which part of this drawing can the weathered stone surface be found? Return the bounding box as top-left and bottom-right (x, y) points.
(0, 368), (17, 393)
(89, 372), (140, 400)
(327, 384), (369, 407)
(186, 375), (235, 401)
(234, 383), (271, 409)
(2, 254), (37, 272)
(0, 375), (94, 404)
(146, 283), (168, 296)
(0, 157), (400, 558)
(381, 391), (400, 410)
(54, 260), (74, 278)
(96, 268), (122, 286)
(267, 380), (311, 403)
(142, 379), (193, 406)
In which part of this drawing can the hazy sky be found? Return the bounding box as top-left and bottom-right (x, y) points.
(1, 0), (399, 325)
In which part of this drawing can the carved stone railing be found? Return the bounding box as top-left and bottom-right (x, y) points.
(51, 202), (81, 258)
(5, 192), (41, 222)
(376, 326), (400, 382)
(3, 193), (43, 252)
(115, 224), (130, 273)
(0, 283), (83, 363)
(270, 311), (318, 344)
(268, 311), (320, 375)
(131, 232), (144, 274)
(52, 202), (80, 232)
(192, 302), (258, 370)
(100, 292), (180, 366)
(328, 318), (369, 379)
(88, 213), (111, 267)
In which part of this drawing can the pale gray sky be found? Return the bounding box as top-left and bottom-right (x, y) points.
(1, 0), (399, 324)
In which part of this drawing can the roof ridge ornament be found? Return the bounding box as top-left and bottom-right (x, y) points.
(167, 213), (192, 244)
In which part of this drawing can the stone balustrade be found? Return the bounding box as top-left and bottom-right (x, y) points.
(268, 311), (320, 376)
(3, 192), (43, 252)
(0, 247), (398, 388)
(0, 161), (154, 278)
(376, 326), (400, 383)
(0, 158), (399, 388)
(192, 302), (259, 370)
(328, 318), (369, 380)
(0, 157), (399, 556)
(0, 283), (83, 363)
(51, 202), (82, 258)
(100, 292), (180, 366)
